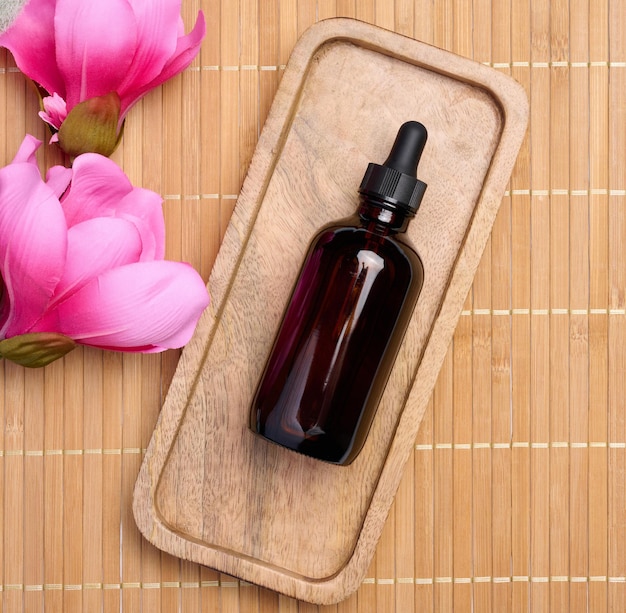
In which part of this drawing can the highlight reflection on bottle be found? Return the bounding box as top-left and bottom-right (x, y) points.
(251, 122), (428, 465)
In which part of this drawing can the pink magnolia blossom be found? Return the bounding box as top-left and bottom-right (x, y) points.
(0, 135), (209, 366)
(0, 0), (205, 156)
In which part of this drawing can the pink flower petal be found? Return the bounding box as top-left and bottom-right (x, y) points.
(54, 0), (138, 109)
(51, 217), (143, 305)
(0, 163), (67, 338)
(36, 260), (209, 351)
(116, 0), (182, 98)
(45, 165), (72, 198)
(39, 92), (68, 131)
(59, 152), (165, 259)
(11, 134), (42, 165)
(60, 152), (133, 226)
(120, 11), (205, 117)
(9, 136), (70, 197)
(114, 188), (165, 261)
(0, 0), (65, 97)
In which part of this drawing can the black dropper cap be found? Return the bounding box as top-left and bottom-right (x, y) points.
(358, 121), (428, 215)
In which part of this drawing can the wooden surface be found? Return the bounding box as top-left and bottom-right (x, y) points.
(133, 18), (527, 605)
(0, 0), (624, 611)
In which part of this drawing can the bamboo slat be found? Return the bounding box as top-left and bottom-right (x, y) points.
(568, 2), (590, 611)
(489, 6), (512, 610)
(0, 0), (623, 611)
(588, 2), (610, 606)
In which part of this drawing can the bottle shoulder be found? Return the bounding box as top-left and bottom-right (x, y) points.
(311, 215), (422, 268)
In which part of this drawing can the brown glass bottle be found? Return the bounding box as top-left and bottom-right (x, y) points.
(251, 122), (428, 465)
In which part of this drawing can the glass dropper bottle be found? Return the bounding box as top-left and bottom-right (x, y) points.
(251, 121), (428, 465)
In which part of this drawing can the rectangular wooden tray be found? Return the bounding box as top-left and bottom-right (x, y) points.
(133, 17), (528, 605)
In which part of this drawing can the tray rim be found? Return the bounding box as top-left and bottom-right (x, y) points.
(133, 16), (529, 605)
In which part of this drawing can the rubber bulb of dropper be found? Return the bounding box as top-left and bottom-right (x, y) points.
(383, 121), (428, 177)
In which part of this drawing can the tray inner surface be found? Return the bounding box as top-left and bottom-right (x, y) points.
(153, 38), (503, 581)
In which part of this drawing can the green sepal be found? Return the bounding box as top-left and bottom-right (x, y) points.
(57, 91), (123, 158)
(0, 333), (76, 368)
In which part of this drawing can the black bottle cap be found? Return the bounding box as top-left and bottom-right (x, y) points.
(358, 121), (428, 214)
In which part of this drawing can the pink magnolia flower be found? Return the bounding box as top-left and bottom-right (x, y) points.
(0, 135), (209, 366)
(0, 0), (205, 157)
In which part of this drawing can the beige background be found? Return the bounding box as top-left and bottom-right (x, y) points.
(0, 0), (624, 611)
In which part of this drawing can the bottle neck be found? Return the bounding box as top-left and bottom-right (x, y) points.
(357, 196), (413, 234)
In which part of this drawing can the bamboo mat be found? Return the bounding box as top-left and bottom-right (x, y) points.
(0, 0), (623, 611)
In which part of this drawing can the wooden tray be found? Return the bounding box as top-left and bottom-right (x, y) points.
(133, 18), (528, 605)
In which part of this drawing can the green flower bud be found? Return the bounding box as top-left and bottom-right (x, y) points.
(57, 91), (124, 158)
(0, 332), (76, 368)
